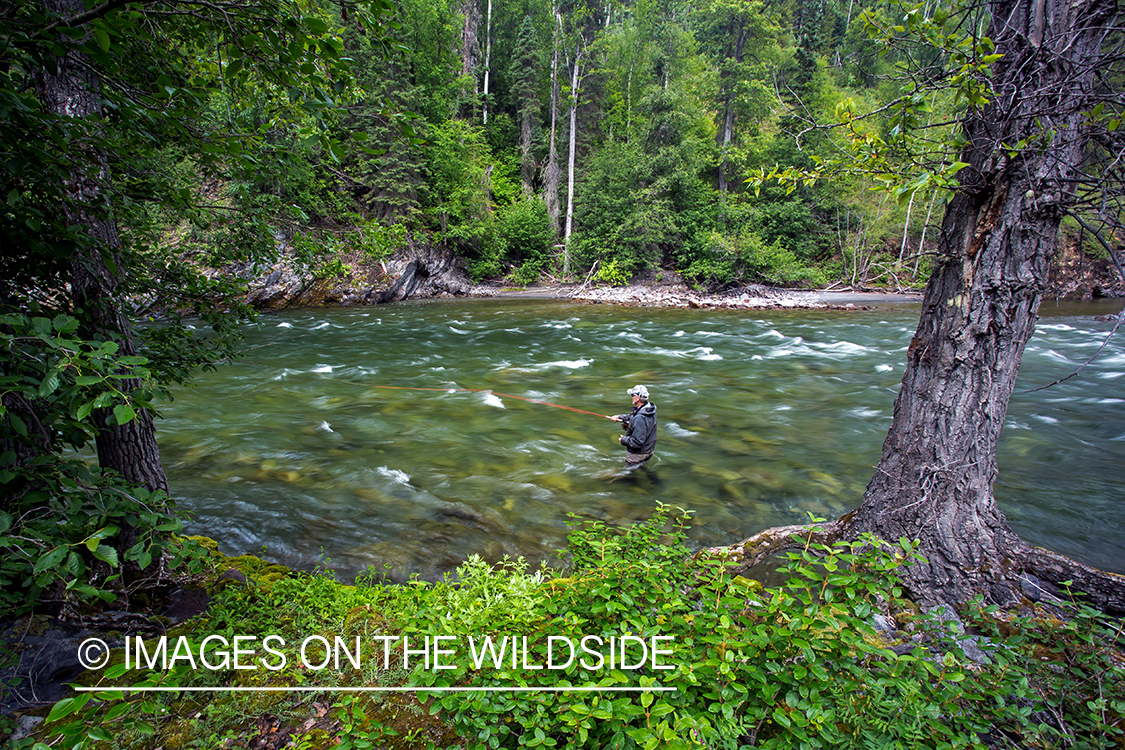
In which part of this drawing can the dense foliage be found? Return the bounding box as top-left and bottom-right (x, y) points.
(0, 0), (399, 613)
(18, 507), (1125, 749)
(221, 0), (970, 289)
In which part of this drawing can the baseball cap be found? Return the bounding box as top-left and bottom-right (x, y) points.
(627, 385), (649, 400)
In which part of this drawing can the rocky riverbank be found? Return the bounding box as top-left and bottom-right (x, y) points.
(567, 280), (921, 309)
(216, 231), (1119, 312)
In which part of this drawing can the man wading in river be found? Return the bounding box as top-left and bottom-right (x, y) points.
(607, 385), (657, 468)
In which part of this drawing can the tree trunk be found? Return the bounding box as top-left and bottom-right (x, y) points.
(718, 0), (1125, 614)
(520, 107), (534, 199)
(563, 48), (582, 276)
(515, 16), (538, 199)
(898, 189), (915, 263)
(36, 0), (169, 493)
(545, 10), (562, 231)
(482, 0), (492, 125)
(850, 0), (1115, 607)
(718, 23), (747, 195)
(460, 0), (482, 118)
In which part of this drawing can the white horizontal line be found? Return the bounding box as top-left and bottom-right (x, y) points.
(74, 686), (677, 693)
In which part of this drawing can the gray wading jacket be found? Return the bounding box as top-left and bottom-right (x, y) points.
(617, 402), (657, 455)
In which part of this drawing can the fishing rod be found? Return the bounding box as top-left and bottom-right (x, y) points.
(371, 385), (612, 419)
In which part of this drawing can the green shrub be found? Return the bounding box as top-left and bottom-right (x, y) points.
(685, 230), (827, 287)
(497, 199), (555, 266)
(291, 231), (351, 279)
(594, 258), (632, 286)
(510, 258), (549, 286)
(347, 220), (407, 262)
(24, 507), (1125, 750)
(0, 312), (204, 616)
(741, 233), (827, 286)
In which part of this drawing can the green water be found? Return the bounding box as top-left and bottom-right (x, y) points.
(158, 298), (1125, 580)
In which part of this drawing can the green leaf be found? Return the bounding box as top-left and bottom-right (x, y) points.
(224, 56), (244, 82)
(76, 401), (95, 421)
(113, 403), (137, 425)
(0, 511), (11, 535)
(92, 544), (120, 568)
(34, 546), (67, 574)
(87, 726), (112, 742)
(38, 371), (60, 397)
(94, 27), (110, 52)
(46, 697), (78, 724)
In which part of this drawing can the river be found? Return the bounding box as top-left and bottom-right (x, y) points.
(157, 297), (1125, 581)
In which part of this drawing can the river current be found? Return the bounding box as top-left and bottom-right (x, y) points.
(158, 298), (1125, 581)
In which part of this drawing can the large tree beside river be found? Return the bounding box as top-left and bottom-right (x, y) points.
(726, 0), (1125, 612)
(0, 0), (396, 613)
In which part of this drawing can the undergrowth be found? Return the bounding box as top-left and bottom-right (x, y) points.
(10, 504), (1124, 750)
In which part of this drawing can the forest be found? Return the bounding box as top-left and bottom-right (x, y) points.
(89, 0), (1010, 292)
(267, 0), (963, 289)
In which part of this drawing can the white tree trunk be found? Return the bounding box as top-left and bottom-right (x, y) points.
(545, 10), (561, 231)
(482, 0), (492, 124)
(563, 49), (582, 275)
(898, 189), (916, 263)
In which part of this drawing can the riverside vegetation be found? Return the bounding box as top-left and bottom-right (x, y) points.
(8, 505), (1124, 750)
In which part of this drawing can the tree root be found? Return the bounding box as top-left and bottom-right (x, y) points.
(704, 517), (1125, 616)
(702, 518), (844, 574)
(1014, 543), (1125, 615)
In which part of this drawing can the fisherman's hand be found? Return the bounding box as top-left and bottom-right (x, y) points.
(607, 415), (620, 421)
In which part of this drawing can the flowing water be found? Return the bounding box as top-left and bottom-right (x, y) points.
(158, 297), (1125, 581)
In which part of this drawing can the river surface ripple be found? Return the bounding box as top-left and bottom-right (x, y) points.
(158, 298), (1125, 580)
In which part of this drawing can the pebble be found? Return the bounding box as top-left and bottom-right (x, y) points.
(570, 284), (826, 309)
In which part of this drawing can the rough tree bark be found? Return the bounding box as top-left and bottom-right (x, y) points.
(514, 16), (539, 199)
(36, 0), (169, 493)
(716, 0), (1125, 613)
(563, 47), (582, 276)
(520, 102), (535, 199)
(544, 10), (562, 231)
(717, 22), (747, 195)
(460, 0), (482, 118)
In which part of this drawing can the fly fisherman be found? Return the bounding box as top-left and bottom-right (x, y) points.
(607, 385), (657, 466)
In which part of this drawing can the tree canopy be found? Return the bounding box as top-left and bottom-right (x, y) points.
(0, 0), (398, 613)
